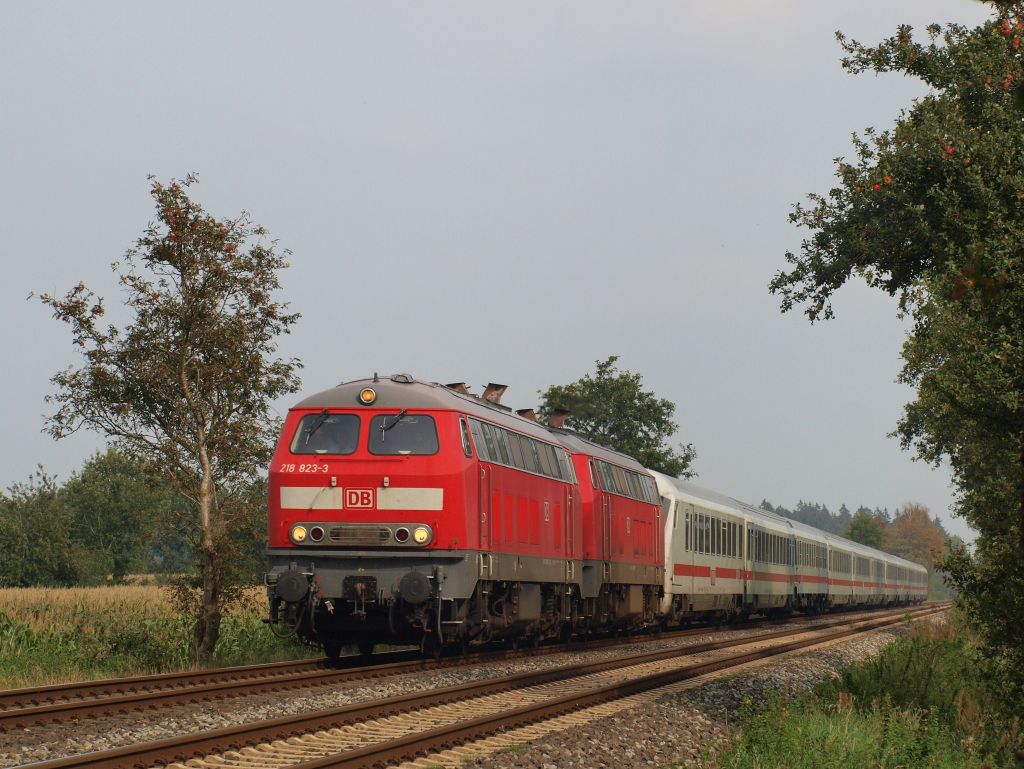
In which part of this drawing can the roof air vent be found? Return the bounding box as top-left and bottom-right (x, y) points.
(391, 373), (414, 384)
(547, 409), (571, 428)
(445, 382), (470, 395)
(482, 383), (508, 404)
(516, 408), (540, 423)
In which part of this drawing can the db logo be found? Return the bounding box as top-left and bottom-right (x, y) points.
(345, 488), (375, 509)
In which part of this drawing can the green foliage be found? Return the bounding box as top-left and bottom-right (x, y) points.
(769, 2), (1024, 708)
(715, 624), (1020, 769)
(0, 471), (91, 587)
(61, 448), (170, 582)
(842, 510), (885, 548)
(39, 174), (302, 661)
(538, 356), (696, 477)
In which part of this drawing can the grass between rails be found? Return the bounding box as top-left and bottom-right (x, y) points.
(0, 585), (311, 688)
(708, 615), (1023, 769)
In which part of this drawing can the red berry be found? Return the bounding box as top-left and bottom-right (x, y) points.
(946, 145), (955, 155)
(854, 185), (863, 193)
(884, 175), (892, 184)
(872, 183), (881, 192)
(1002, 20), (1013, 36)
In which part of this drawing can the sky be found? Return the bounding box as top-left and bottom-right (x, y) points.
(1, 2), (991, 543)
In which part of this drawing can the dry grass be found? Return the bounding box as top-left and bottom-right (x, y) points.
(0, 585), (306, 689)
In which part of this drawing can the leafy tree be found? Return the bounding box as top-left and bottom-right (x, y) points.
(769, 4), (1024, 704)
(885, 502), (949, 567)
(61, 448), (169, 582)
(40, 175), (301, 662)
(0, 471), (89, 586)
(538, 356), (696, 477)
(843, 509), (885, 549)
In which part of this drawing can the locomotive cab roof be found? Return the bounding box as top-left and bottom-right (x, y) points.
(293, 375), (563, 444)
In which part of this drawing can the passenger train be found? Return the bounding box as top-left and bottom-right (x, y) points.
(265, 375), (927, 657)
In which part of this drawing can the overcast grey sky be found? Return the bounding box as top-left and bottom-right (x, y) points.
(2, 2), (989, 542)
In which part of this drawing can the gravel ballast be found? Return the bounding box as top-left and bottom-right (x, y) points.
(463, 618), (942, 769)
(0, 612), (936, 768)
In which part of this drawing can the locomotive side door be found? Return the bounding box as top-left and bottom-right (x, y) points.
(478, 463), (491, 552)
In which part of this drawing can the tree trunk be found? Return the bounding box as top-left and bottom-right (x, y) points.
(193, 448), (221, 664)
(193, 548), (221, 663)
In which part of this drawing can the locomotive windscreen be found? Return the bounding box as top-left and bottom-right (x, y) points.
(368, 414), (439, 455)
(290, 413), (360, 455)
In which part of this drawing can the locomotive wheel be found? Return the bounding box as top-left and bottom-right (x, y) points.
(357, 640), (375, 656)
(421, 634), (443, 659)
(322, 640), (343, 661)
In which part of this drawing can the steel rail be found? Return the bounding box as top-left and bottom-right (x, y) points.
(0, 601), (935, 714)
(295, 605), (948, 769)
(15, 604), (945, 769)
(0, 607), (889, 729)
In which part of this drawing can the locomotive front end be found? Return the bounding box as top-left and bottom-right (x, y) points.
(265, 376), (476, 657)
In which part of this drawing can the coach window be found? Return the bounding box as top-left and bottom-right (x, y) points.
(368, 414), (439, 455)
(291, 412), (360, 455)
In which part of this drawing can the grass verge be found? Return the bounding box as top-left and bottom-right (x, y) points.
(0, 585), (311, 688)
(710, 615), (1022, 769)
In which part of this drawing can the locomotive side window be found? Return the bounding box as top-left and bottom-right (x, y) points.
(507, 431), (526, 468)
(368, 414), (439, 455)
(493, 427), (512, 466)
(291, 412), (360, 455)
(460, 418), (473, 457)
(468, 419), (488, 461)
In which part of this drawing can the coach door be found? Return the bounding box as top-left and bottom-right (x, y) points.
(743, 523), (752, 602)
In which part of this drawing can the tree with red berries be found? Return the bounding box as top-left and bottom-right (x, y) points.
(41, 175), (301, 662)
(771, 2), (1024, 710)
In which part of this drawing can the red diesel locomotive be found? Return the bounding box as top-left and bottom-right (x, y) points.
(265, 374), (663, 656)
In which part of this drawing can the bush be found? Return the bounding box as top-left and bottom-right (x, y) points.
(713, 619), (1021, 769)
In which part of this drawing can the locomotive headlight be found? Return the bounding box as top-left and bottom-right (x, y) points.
(358, 387), (377, 405)
(412, 526), (431, 544)
(291, 525), (308, 543)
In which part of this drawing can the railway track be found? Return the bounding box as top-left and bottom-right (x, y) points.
(17, 603), (946, 769)
(0, 604), (931, 731)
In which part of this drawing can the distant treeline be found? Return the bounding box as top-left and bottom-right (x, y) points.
(0, 448), (266, 588)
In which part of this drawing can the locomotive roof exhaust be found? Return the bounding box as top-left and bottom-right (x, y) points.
(445, 382), (470, 395)
(482, 383), (508, 404)
(547, 409), (571, 428)
(516, 408), (539, 423)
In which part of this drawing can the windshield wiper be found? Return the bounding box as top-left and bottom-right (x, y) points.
(304, 409), (330, 444)
(381, 409), (408, 438)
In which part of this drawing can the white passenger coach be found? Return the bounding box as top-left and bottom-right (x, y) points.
(650, 471), (928, 623)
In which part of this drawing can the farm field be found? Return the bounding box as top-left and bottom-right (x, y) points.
(0, 585), (311, 689)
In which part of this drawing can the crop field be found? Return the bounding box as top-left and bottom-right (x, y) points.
(0, 585), (310, 689)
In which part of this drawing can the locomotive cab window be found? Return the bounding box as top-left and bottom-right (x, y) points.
(368, 414), (439, 455)
(291, 412), (360, 455)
